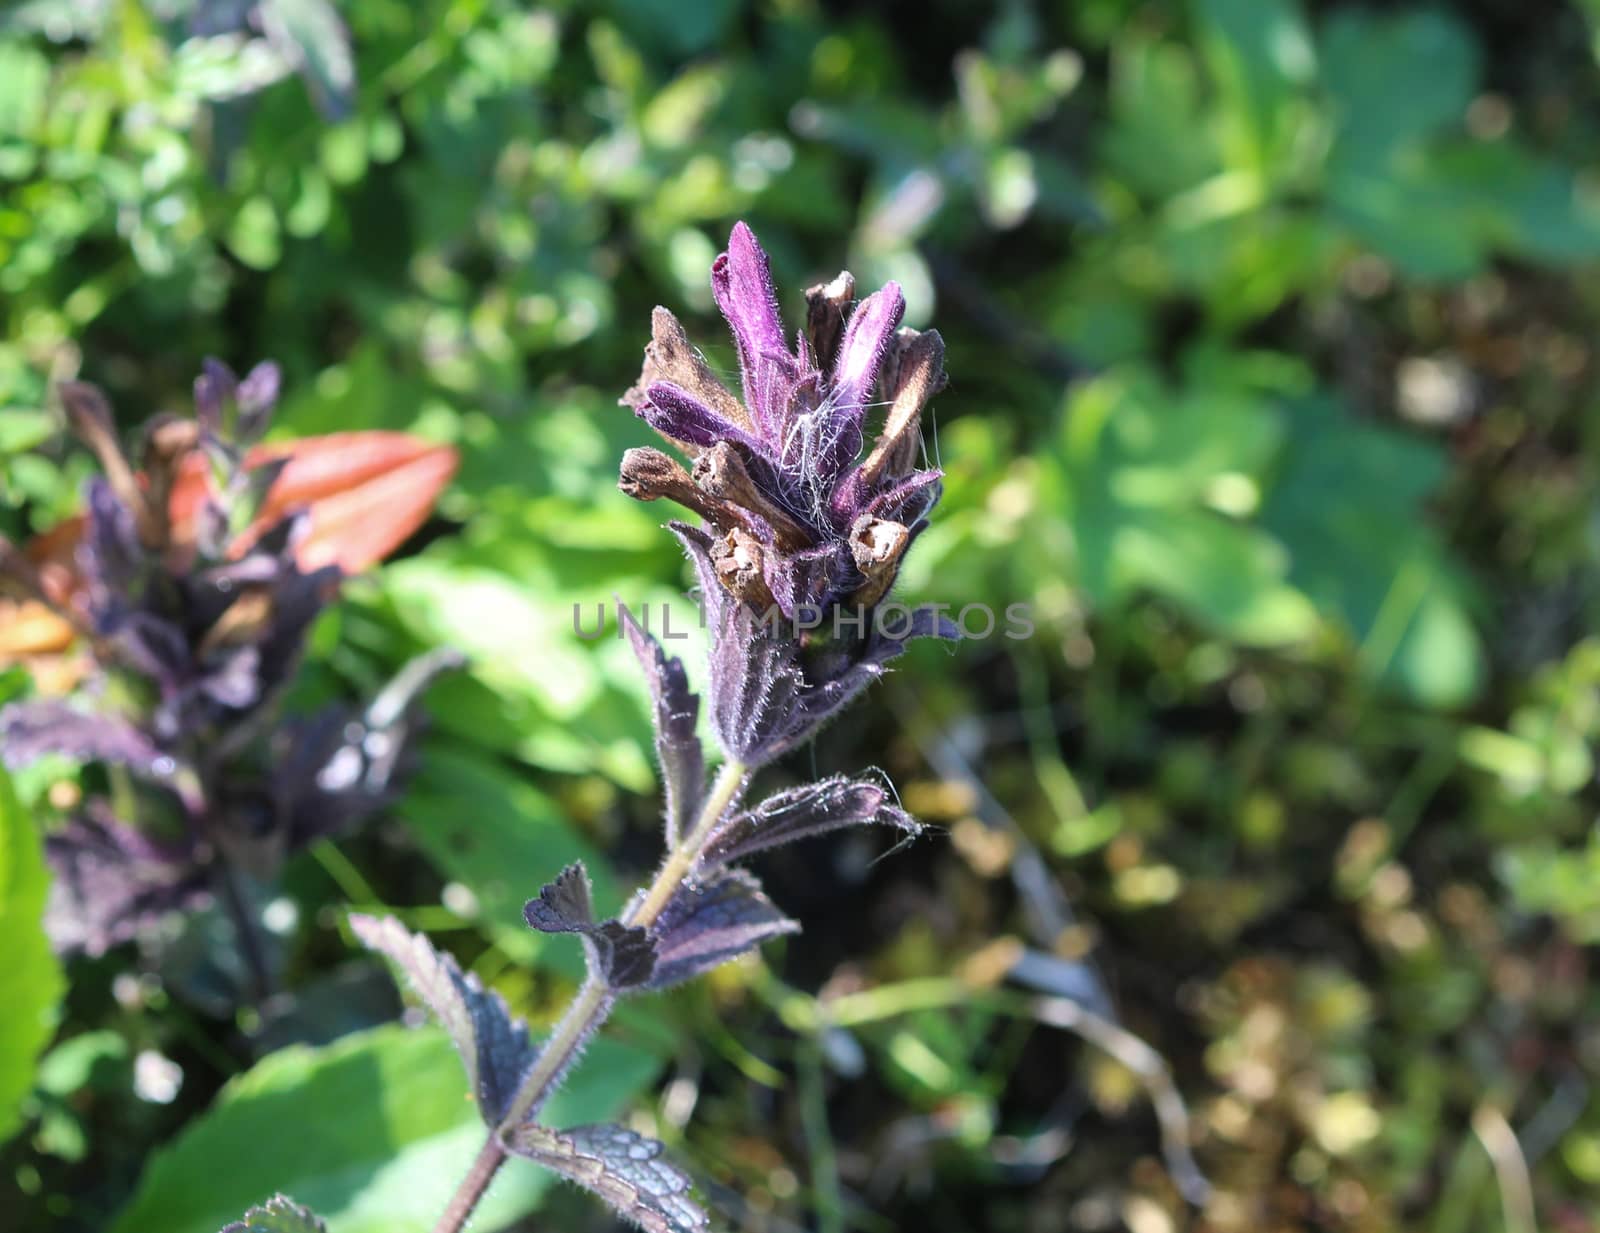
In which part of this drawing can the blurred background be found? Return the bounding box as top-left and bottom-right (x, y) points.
(3, 0), (1600, 1230)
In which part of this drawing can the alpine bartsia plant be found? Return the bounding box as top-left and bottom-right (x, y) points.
(337, 222), (956, 1233)
(0, 363), (458, 994)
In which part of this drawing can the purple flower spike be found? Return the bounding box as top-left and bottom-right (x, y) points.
(620, 223), (955, 765)
(640, 383), (767, 456)
(622, 223), (948, 623)
(831, 281), (905, 415)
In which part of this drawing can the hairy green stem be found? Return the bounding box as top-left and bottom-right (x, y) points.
(429, 759), (748, 1233)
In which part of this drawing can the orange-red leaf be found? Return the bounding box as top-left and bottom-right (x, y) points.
(2, 432), (457, 665)
(169, 432), (459, 574)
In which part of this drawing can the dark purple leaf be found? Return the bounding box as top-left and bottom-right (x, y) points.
(620, 605), (704, 846)
(351, 914), (537, 1125)
(199, 646), (262, 710)
(587, 921), (658, 989)
(702, 774), (921, 868)
(109, 614), (190, 697)
(523, 862), (596, 932)
(524, 863), (657, 990)
(251, 561), (341, 698)
(0, 701), (173, 777)
(647, 869), (798, 989)
(762, 540), (846, 622)
(45, 806), (208, 957)
(789, 603), (961, 740)
(506, 1122), (709, 1233)
(674, 521), (945, 766)
(272, 648), (458, 849)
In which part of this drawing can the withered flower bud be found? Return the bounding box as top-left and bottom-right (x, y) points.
(710, 528), (774, 609)
(804, 271), (855, 372)
(619, 447), (736, 526)
(862, 327), (946, 487)
(849, 516), (911, 608)
(691, 443), (812, 550)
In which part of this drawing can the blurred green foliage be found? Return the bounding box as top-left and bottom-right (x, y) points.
(4, 1), (1600, 1231)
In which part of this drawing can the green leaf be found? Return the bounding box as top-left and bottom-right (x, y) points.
(1048, 370), (1317, 647)
(258, 0), (357, 120)
(1102, 38), (1220, 199)
(1196, 0), (1316, 174)
(399, 745), (619, 976)
(227, 197), (283, 271)
(113, 1023), (662, 1233)
(0, 406), (54, 454)
(0, 765), (64, 1145)
(1318, 10), (1490, 278)
(609, 0), (738, 57)
(220, 1195), (328, 1233)
(1320, 9), (1478, 154)
(381, 558), (600, 721)
(1259, 396), (1484, 707)
(0, 40), (49, 137)
(1499, 840), (1600, 944)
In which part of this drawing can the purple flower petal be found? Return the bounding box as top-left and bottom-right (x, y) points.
(712, 222), (801, 440)
(194, 357), (238, 435)
(830, 282), (904, 416)
(235, 360), (282, 441)
(712, 226), (787, 373)
(864, 468), (943, 525)
(638, 382), (768, 457)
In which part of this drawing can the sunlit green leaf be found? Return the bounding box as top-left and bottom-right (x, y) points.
(112, 1024), (660, 1233)
(0, 766), (64, 1144)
